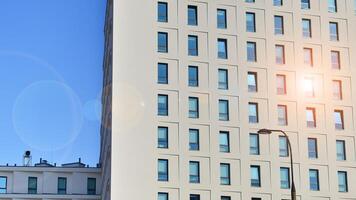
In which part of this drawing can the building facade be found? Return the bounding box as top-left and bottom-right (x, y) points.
(101, 0), (356, 199)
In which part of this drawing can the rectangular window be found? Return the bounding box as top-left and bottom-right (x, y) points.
(0, 177), (7, 194)
(306, 107), (316, 128)
(251, 165), (261, 187)
(334, 110), (344, 130)
(218, 69), (228, 90)
(189, 161), (200, 183)
(158, 32), (168, 53)
(190, 194), (200, 200)
(248, 72), (258, 92)
(274, 0), (283, 6)
(331, 50), (341, 69)
(249, 102), (259, 123)
(158, 63), (168, 84)
(221, 196), (231, 200)
(252, 198), (262, 200)
(309, 169), (320, 191)
(87, 178), (96, 195)
(279, 136), (289, 157)
(333, 80), (342, 100)
(246, 0), (256, 2)
(338, 171), (348, 192)
(304, 78), (315, 97)
(278, 105), (288, 126)
(189, 97), (199, 118)
(329, 22), (339, 41)
(189, 129), (199, 151)
(158, 2), (168, 22)
(220, 163), (231, 185)
(308, 138), (318, 159)
(188, 5), (198, 25)
(218, 39), (228, 59)
(188, 66), (199, 87)
(158, 94), (168, 116)
(250, 133), (260, 155)
(304, 48), (313, 67)
(219, 100), (229, 121)
(158, 192), (169, 200)
(280, 167), (290, 189)
(301, 0), (311, 9)
(276, 74), (287, 95)
(58, 177), (67, 194)
(246, 12), (256, 32)
(28, 177), (37, 194)
(188, 35), (198, 56)
(158, 159), (169, 181)
(274, 16), (284, 35)
(158, 126), (168, 148)
(328, 0), (337, 13)
(217, 9), (227, 29)
(275, 45), (285, 64)
(247, 42), (257, 62)
(219, 131), (230, 153)
(302, 19), (312, 38)
(336, 140), (346, 160)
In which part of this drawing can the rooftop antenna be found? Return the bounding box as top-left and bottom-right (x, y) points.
(23, 151), (32, 166)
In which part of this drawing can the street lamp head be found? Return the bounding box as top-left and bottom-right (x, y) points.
(257, 129), (273, 135)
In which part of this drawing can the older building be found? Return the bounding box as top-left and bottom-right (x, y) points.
(100, 0), (356, 200)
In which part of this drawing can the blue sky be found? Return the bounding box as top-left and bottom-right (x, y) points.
(0, 0), (106, 166)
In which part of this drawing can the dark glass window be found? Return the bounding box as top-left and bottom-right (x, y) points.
(302, 19), (312, 38)
(248, 102), (259, 123)
(158, 192), (169, 200)
(188, 5), (198, 25)
(250, 165), (261, 187)
(219, 100), (229, 121)
(189, 97), (199, 118)
(158, 94), (168, 116)
(218, 69), (228, 90)
(158, 32), (168, 53)
(280, 167), (290, 189)
(301, 0), (311, 9)
(250, 133), (260, 155)
(246, 12), (256, 32)
(218, 39), (228, 59)
(87, 178), (96, 195)
(189, 129), (199, 151)
(308, 138), (318, 159)
(189, 161), (200, 183)
(158, 126), (168, 148)
(247, 42), (257, 62)
(274, 15), (284, 35)
(274, 0), (283, 6)
(28, 177), (37, 194)
(220, 163), (231, 185)
(219, 131), (230, 153)
(158, 2), (168, 22)
(158, 63), (168, 84)
(190, 194), (200, 200)
(338, 171), (348, 192)
(279, 136), (289, 157)
(188, 66), (199, 87)
(217, 9), (227, 29)
(309, 169), (320, 191)
(328, 0), (337, 13)
(329, 22), (339, 41)
(336, 140), (346, 161)
(58, 177), (67, 194)
(158, 159), (169, 181)
(0, 177), (7, 194)
(188, 35), (198, 56)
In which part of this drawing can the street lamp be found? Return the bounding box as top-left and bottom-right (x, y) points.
(257, 129), (296, 200)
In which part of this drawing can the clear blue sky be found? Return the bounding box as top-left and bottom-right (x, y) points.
(0, 0), (106, 166)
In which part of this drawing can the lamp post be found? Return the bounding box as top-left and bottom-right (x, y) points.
(257, 129), (296, 200)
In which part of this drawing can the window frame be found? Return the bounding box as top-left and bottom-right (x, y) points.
(248, 102), (259, 123)
(57, 177), (67, 194)
(274, 15), (284, 35)
(187, 5), (198, 26)
(188, 97), (199, 118)
(277, 104), (288, 126)
(334, 109), (344, 130)
(338, 171), (348, 192)
(248, 71), (258, 92)
(189, 161), (200, 184)
(158, 32), (168, 53)
(303, 47), (314, 67)
(280, 167), (290, 189)
(250, 165), (261, 187)
(332, 80), (342, 100)
(249, 133), (260, 155)
(329, 22), (339, 41)
(309, 169), (320, 191)
(306, 107), (316, 128)
(28, 177), (38, 194)
(276, 74), (287, 95)
(220, 163), (231, 185)
(217, 38), (228, 59)
(247, 41), (257, 62)
(188, 65), (199, 87)
(219, 131), (230, 153)
(217, 9), (227, 29)
(219, 99), (229, 121)
(308, 138), (318, 159)
(158, 159), (169, 182)
(275, 44), (286, 65)
(158, 94), (169, 116)
(157, 2), (168, 22)
(218, 68), (229, 90)
(189, 129), (200, 151)
(158, 126), (169, 149)
(0, 176), (7, 194)
(246, 12), (256, 32)
(279, 136), (289, 157)
(302, 18), (312, 38)
(87, 178), (96, 195)
(188, 35), (199, 56)
(336, 140), (346, 161)
(158, 62), (168, 84)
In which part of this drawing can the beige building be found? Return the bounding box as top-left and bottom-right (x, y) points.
(100, 0), (356, 199)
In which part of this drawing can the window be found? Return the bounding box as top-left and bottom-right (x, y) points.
(309, 169), (320, 191)
(189, 129), (199, 151)
(274, 0), (283, 6)
(329, 22), (339, 41)
(308, 138), (318, 159)
(251, 165), (261, 187)
(218, 69), (228, 90)
(278, 105), (288, 126)
(189, 97), (199, 118)
(338, 171), (348, 192)
(219, 131), (230, 153)
(251, 198), (262, 200)
(249, 102), (259, 123)
(306, 107), (316, 127)
(331, 50), (341, 69)
(158, 2), (168, 22)
(219, 100), (229, 121)
(158, 63), (168, 84)
(189, 161), (200, 183)
(328, 0), (337, 13)
(220, 163), (231, 185)
(276, 74), (287, 95)
(334, 110), (344, 130)
(275, 45), (285, 64)
(0, 177), (7, 194)
(158, 159), (169, 181)
(274, 16), (284, 35)
(301, 0), (311, 9)
(248, 72), (258, 92)
(158, 126), (168, 148)
(87, 178), (96, 195)
(188, 5), (198, 25)
(221, 196), (231, 200)
(304, 78), (315, 97)
(246, 0), (255, 2)
(188, 35), (198, 56)
(280, 167), (290, 189)
(58, 177), (67, 194)
(190, 194), (200, 200)
(247, 42), (257, 62)
(217, 9), (227, 29)
(336, 140), (346, 160)
(304, 48), (313, 67)
(28, 177), (37, 194)
(250, 133), (260, 155)
(158, 32), (168, 53)
(302, 19), (312, 38)
(218, 39), (228, 59)
(158, 94), (168, 116)
(279, 136), (289, 157)
(188, 66), (199, 87)
(158, 192), (169, 200)
(246, 12), (256, 32)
